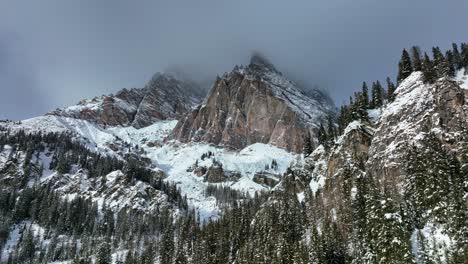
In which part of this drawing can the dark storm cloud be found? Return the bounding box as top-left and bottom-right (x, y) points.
(1, 0), (467, 119)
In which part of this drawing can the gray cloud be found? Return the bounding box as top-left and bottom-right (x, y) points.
(1, 0), (467, 119)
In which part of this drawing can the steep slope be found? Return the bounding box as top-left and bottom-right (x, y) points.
(48, 87), (146, 127)
(367, 71), (467, 191)
(49, 71), (206, 128)
(131, 72), (205, 128)
(171, 53), (335, 152)
(263, 70), (468, 262)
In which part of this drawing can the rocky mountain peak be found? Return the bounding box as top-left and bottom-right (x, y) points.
(48, 70), (208, 128)
(249, 51), (278, 73)
(170, 56), (335, 153)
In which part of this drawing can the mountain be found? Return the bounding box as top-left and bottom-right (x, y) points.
(48, 71), (207, 128)
(171, 53), (335, 152)
(1, 44), (467, 263)
(247, 70), (468, 263)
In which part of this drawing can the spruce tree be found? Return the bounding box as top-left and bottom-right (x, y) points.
(411, 46), (422, 71)
(160, 224), (174, 264)
(432, 46), (452, 78)
(371, 81), (383, 108)
(397, 49), (413, 84)
(415, 230), (434, 264)
(375, 192), (415, 264)
(326, 114), (336, 143)
(422, 53), (436, 83)
(452, 43), (462, 70)
(96, 241), (111, 264)
(302, 131), (313, 156)
(318, 123), (328, 147)
(461, 43), (468, 69)
(361, 82), (369, 109)
(386, 77), (396, 102)
(446, 50), (456, 75)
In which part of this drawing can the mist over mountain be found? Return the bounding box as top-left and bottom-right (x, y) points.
(0, 1), (468, 263)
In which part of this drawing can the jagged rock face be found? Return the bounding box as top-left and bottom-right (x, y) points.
(327, 121), (374, 179)
(366, 72), (467, 190)
(171, 55), (335, 152)
(48, 88), (146, 127)
(49, 72), (206, 128)
(44, 170), (170, 212)
(131, 73), (205, 128)
(253, 171), (281, 188)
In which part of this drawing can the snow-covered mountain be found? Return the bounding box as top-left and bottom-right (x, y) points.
(1, 47), (467, 263)
(268, 68), (468, 262)
(48, 71), (207, 128)
(171, 53), (335, 153)
(0, 114), (298, 220)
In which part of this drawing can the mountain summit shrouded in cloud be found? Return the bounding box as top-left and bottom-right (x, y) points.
(0, 1), (468, 263)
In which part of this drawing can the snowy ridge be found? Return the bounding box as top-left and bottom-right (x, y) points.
(1, 116), (178, 156)
(372, 72), (433, 158)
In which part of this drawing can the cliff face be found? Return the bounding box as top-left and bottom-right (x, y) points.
(170, 54), (335, 153)
(48, 72), (206, 128)
(272, 70), (468, 254)
(366, 72), (467, 191)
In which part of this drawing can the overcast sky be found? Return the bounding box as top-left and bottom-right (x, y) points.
(1, 0), (467, 119)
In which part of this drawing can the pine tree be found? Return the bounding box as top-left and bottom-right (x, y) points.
(411, 46), (422, 71)
(461, 43), (468, 69)
(446, 50), (456, 76)
(302, 131), (313, 156)
(361, 82), (369, 109)
(326, 114), (336, 143)
(403, 144), (428, 228)
(160, 223), (174, 264)
(432, 46), (452, 78)
(371, 81), (383, 108)
(351, 174), (370, 264)
(96, 241), (111, 264)
(318, 123), (328, 147)
(397, 49), (413, 84)
(386, 77), (396, 102)
(452, 43), (462, 70)
(18, 228), (36, 263)
(337, 104), (351, 135)
(415, 230), (434, 264)
(374, 193), (415, 264)
(422, 52), (436, 83)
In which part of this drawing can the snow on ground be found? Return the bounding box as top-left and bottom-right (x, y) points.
(4, 116), (117, 155)
(0, 224), (21, 262)
(307, 145), (328, 195)
(1, 116), (177, 156)
(367, 108), (382, 124)
(106, 120), (177, 146)
(383, 72), (431, 118)
(2, 115), (297, 219)
(455, 68), (468, 89)
(145, 142), (297, 219)
(411, 222), (452, 263)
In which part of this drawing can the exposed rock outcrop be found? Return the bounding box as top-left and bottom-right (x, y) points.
(253, 171), (281, 188)
(170, 54), (335, 152)
(366, 72), (467, 192)
(49, 72), (207, 128)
